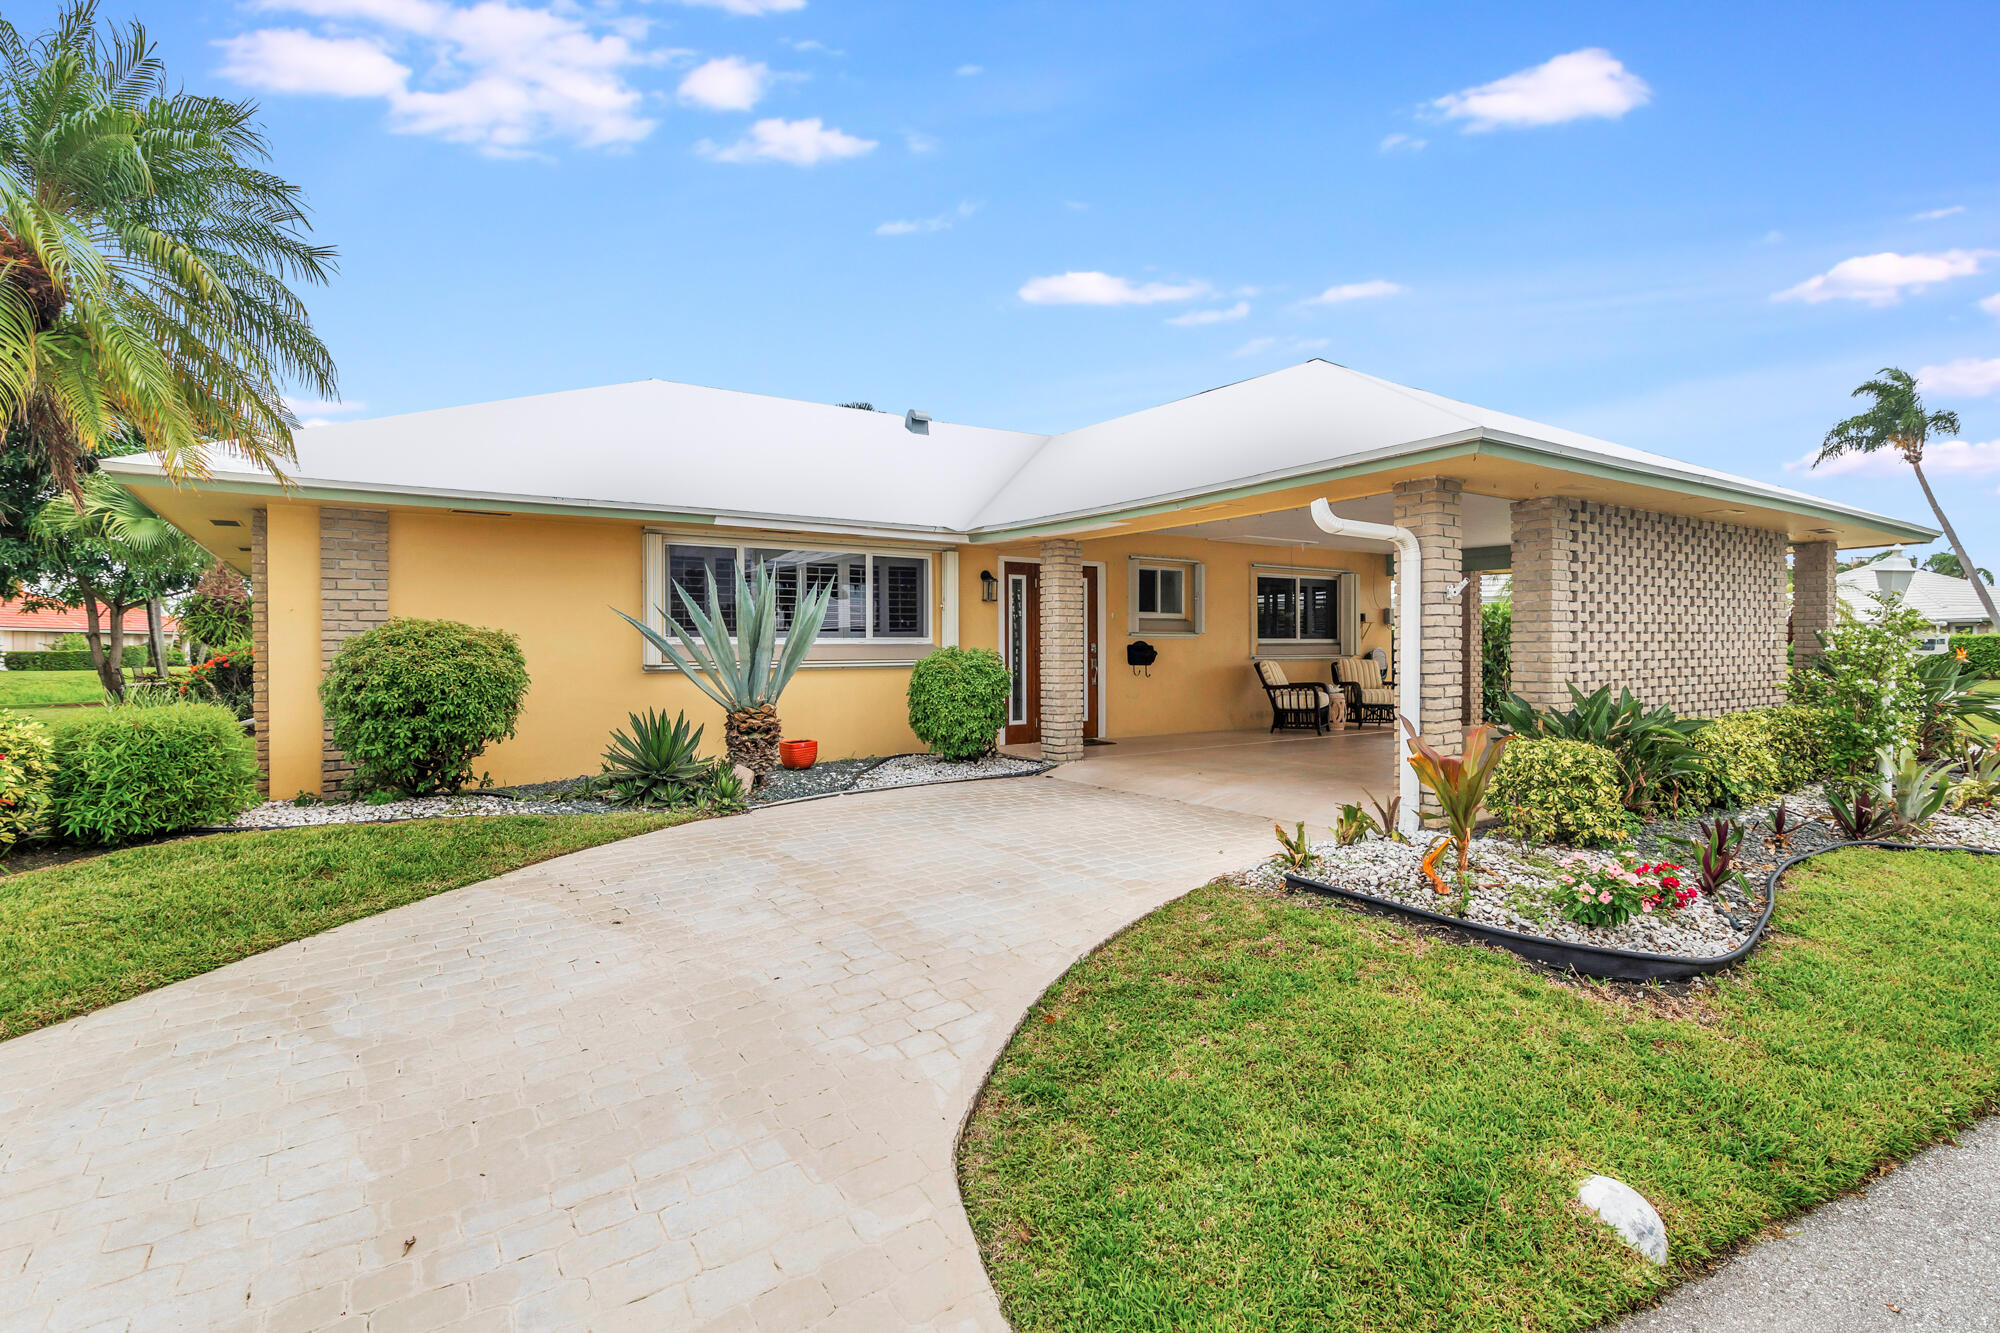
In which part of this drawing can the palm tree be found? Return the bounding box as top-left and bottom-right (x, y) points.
(615, 564), (834, 779)
(1817, 367), (2000, 627)
(1922, 550), (1993, 584)
(0, 2), (337, 493)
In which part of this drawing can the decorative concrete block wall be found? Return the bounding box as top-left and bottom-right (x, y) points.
(1037, 538), (1085, 764)
(1791, 539), (1837, 663)
(319, 507), (390, 795)
(1510, 497), (1787, 716)
(1392, 478), (1466, 763)
(251, 508), (271, 797)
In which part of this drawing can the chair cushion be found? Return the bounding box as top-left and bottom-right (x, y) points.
(1257, 660), (1290, 687)
(1332, 655), (1360, 683)
(1348, 656), (1386, 690)
(1272, 686), (1325, 710)
(1358, 687), (1397, 706)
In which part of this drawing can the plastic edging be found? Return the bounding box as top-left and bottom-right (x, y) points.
(1281, 837), (1995, 982)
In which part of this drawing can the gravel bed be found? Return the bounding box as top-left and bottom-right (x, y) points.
(1247, 836), (1759, 957)
(851, 752), (1050, 791)
(225, 794), (541, 829)
(750, 757), (885, 806)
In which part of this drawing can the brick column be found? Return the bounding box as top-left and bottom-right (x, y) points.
(1462, 575), (1483, 727)
(1791, 540), (1837, 664)
(251, 508), (271, 797)
(320, 507), (390, 795)
(1508, 497), (1575, 710)
(1037, 539), (1085, 765)
(1392, 479), (1465, 786)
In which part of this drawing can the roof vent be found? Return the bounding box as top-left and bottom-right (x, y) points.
(904, 409), (931, 435)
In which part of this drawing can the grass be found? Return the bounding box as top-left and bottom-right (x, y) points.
(961, 849), (2000, 1332)
(5, 705), (99, 731)
(1972, 679), (2000, 737)
(0, 812), (695, 1041)
(0, 669), (108, 708)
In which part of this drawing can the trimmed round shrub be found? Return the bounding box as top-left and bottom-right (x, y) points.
(49, 703), (258, 844)
(1488, 736), (1629, 847)
(1683, 710), (1785, 812)
(1763, 704), (1836, 792)
(0, 713), (57, 849)
(907, 647), (1012, 760)
(320, 618), (530, 797)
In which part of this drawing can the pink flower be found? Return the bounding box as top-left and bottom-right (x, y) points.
(1599, 891), (1613, 903)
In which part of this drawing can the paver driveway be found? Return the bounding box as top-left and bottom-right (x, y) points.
(0, 778), (1273, 1332)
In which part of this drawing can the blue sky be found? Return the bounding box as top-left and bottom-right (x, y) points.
(40, 1), (2000, 559)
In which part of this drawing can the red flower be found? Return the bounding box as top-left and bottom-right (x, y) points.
(1661, 876), (1681, 889)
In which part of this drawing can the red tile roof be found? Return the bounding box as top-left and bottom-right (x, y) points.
(0, 598), (177, 633)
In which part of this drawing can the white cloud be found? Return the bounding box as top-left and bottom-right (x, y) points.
(670, 0), (805, 13)
(1232, 335), (1329, 358)
(1774, 249), (1996, 306)
(1981, 293), (2000, 318)
(699, 116), (875, 165)
(783, 38), (837, 54)
(1306, 279), (1404, 305)
(677, 56), (770, 111)
(904, 130), (940, 154)
(1017, 271), (1210, 306)
(1913, 205), (1966, 220)
(1788, 438), (2000, 478)
(285, 395), (368, 428)
(1431, 48), (1650, 132)
(875, 201), (978, 236)
(955, 64), (982, 76)
(1378, 132), (1426, 153)
(1166, 301), (1250, 327)
(1918, 357), (2000, 397)
(218, 0), (658, 155)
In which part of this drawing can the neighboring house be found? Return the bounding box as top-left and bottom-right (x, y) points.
(1836, 550), (1995, 653)
(0, 598), (174, 655)
(103, 359), (1934, 797)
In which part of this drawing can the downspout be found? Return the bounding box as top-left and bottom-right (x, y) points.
(1310, 499), (1421, 839)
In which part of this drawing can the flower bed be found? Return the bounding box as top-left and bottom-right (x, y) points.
(1247, 786), (2000, 981)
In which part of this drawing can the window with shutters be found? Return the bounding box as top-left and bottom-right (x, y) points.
(1256, 573), (1341, 645)
(664, 542), (930, 643)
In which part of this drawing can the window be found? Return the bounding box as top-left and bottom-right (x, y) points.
(665, 543), (930, 642)
(1257, 573), (1340, 644)
(1129, 559), (1201, 635)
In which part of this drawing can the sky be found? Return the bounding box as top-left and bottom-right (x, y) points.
(26, 0), (2000, 561)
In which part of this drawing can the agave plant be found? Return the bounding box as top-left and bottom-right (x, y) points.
(615, 563), (833, 778)
(1402, 718), (1509, 878)
(600, 709), (709, 808)
(1875, 743), (1955, 835)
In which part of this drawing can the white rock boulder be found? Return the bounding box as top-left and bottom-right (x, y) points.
(1577, 1174), (1668, 1264)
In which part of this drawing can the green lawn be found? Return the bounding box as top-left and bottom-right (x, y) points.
(961, 849), (2000, 1332)
(5, 704), (99, 731)
(0, 812), (694, 1040)
(1973, 679), (2000, 737)
(0, 669), (108, 708)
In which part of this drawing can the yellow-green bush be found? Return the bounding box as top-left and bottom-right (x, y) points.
(0, 713), (56, 849)
(1488, 737), (1629, 847)
(1685, 711), (1785, 810)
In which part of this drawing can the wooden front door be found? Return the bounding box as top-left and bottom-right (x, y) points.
(1003, 560), (1101, 746)
(1003, 560), (1040, 745)
(1083, 565), (1101, 741)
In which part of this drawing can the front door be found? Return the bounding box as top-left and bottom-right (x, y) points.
(1003, 561), (1040, 745)
(1003, 561), (1101, 746)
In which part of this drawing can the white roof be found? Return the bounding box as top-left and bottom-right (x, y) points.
(1838, 565), (1995, 628)
(103, 359), (1934, 541)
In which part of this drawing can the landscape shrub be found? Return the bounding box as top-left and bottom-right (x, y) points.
(1488, 737), (1629, 847)
(907, 647), (1012, 760)
(179, 566), (254, 648)
(319, 618), (530, 796)
(49, 703), (259, 843)
(181, 646), (254, 719)
(1680, 711), (1785, 811)
(1762, 704), (1836, 790)
(1480, 600), (1511, 721)
(0, 713), (57, 849)
(1788, 591), (1927, 775)
(5, 645), (174, 671)
(1951, 634), (2000, 678)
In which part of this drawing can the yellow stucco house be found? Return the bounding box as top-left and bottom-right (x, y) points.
(105, 360), (1933, 801)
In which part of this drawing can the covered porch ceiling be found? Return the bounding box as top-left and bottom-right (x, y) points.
(1156, 491), (1516, 567)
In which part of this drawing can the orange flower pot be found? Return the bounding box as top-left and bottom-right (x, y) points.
(780, 739), (818, 770)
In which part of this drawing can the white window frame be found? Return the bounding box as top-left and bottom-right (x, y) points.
(1126, 555), (1204, 638)
(641, 533), (935, 670)
(1252, 564), (1358, 657)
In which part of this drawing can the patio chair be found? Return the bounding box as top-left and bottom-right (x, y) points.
(1255, 660), (1338, 735)
(1334, 655), (1398, 727)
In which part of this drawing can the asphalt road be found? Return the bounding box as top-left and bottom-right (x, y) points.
(1607, 1118), (2000, 1331)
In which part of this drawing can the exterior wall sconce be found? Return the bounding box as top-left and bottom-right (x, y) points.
(980, 570), (999, 602)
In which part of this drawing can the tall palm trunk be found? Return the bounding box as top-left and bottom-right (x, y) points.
(1909, 457), (2000, 627)
(146, 596), (169, 675)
